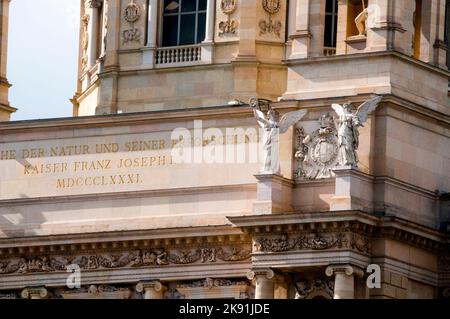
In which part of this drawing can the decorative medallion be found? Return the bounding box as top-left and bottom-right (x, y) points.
(259, 0), (282, 37)
(219, 0), (238, 36)
(294, 113), (339, 180)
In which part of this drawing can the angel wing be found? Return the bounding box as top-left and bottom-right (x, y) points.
(331, 104), (345, 117)
(356, 95), (382, 123)
(279, 110), (307, 134)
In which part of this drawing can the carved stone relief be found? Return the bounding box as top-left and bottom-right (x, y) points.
(81, 14), (90, 70)
(295, 279), (334, 299)
(219, 0), (238, 36)
(122, 0), (142, 44)
(259, 0), (282, 37)
(177, 278), (250, 289)
(0, 246), (251, 275)
(294, 113), (339, 180)
(254, 232), (371, 254)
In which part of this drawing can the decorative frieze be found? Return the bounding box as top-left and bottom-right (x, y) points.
(218, 0), (238, 36)
(177, 278), (249, 289)
(254, 232), (371, 254)
(259, 0), (282, 37)
(0, 246), (251, 275)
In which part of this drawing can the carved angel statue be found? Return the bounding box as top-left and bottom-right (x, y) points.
(250, 98), (307, 174)
(332, 95), (382, 167)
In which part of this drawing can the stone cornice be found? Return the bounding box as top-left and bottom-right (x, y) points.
(0, 225), (249, 253)
(0, 105), (253, 132)
(228, 210), (448, 251)
(284, 50), (450, 77)
(0, 103), (16, 114)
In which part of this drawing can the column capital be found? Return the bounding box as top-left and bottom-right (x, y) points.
(21, 287), (49, 299)
(136, 280), (165, 293)
(246, 268), (275, 280)
(325, 264), (364, 278)
(85, 0), (103, 9)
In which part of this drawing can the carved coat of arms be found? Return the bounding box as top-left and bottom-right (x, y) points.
(262, 0), (281, 14)
(294, 113), (339, 180)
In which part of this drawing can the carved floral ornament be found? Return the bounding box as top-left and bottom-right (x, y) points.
(0, 246), (251, 275)
(259, 0), (282, 37)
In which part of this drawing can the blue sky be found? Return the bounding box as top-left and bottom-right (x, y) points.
(8, 0), (80, 121)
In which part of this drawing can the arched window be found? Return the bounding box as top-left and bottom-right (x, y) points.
(162, 0), (207, 47)
(324, 0), (338, 49)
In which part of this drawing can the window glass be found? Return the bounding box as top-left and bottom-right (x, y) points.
(162, 0), (207, 47)
(179, 14), (196, 45)
(163, 15), (178, 47)
(181, 0), (197, 12)
(198, 0), (207, 11)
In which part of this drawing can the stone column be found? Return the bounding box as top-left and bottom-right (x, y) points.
(247, 269), (275, 299)
(86, 0), (103, 68)
(146, 0), (158, 48)
(204, 0), (215, 42)
(136, 281), (166, 299)
(21, 287), (49, 299)
(143, 0), (159, 67)
(0, 0), (15, 121)
(201, 0), (215, 63)
(325, 264), (363, 299)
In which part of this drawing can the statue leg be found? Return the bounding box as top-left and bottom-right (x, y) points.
(355, 11), (367, 35)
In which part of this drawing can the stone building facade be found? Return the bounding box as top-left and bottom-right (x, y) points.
(0, 0), (449, 299)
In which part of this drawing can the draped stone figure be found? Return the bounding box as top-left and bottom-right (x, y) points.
(332, 96), (382, 167)
(250, 99), (307, 174)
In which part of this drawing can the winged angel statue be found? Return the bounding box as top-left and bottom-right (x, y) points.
(250, 99), (307, 174)
(332, 95), (382, 167)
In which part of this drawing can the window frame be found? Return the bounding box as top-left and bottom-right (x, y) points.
(161, 0), (207, 47)
(324, 0), (339, 49)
